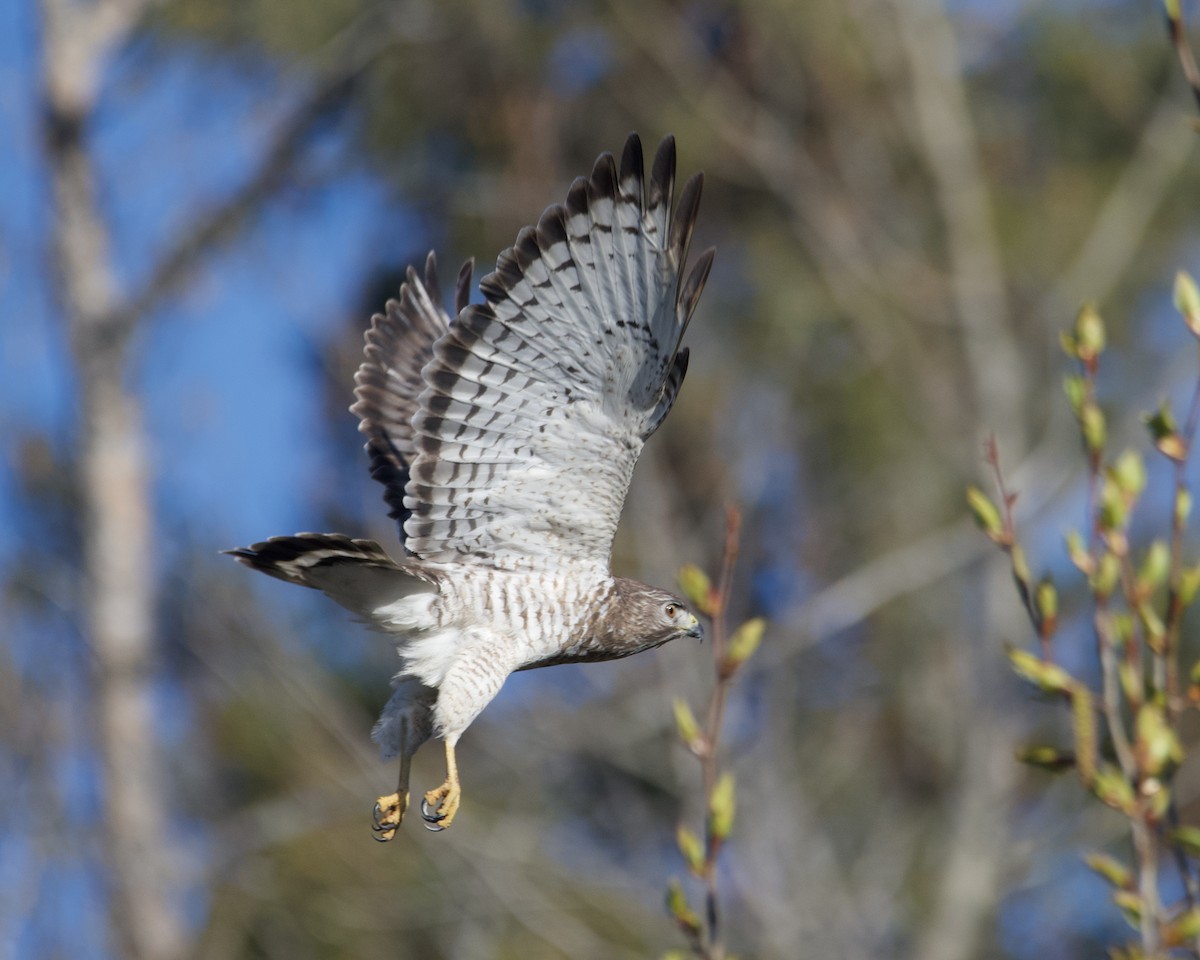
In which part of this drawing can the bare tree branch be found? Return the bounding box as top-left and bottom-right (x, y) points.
(109, 5), (420, 335)
(1039, 90), (1197, 323)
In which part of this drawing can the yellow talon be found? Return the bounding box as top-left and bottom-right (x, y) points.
(421, 741), (462, 831)
(372, 791), (407, 841)
(372, 732), (414, 842)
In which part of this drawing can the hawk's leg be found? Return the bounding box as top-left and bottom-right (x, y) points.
(420, 739), (461, 831)
(417, 632), (517, 832)
(372, 719), (412, 842)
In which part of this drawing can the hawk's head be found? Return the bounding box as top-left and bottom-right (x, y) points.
(612, 579), (704, 652)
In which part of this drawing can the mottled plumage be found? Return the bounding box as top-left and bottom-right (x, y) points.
(229, 134), (712, 834)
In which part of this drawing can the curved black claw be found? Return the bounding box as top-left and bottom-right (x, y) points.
(423, 820), (446, 833)
(372, 802), (385, 827)
(421, 796), (446, 823)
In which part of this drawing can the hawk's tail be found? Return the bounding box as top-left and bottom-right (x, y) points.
(225, 533), (437, 620)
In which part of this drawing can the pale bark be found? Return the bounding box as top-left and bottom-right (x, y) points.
(40, 1), (184, 956)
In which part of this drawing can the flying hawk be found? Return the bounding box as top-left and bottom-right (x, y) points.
(229, 134), (713, 836)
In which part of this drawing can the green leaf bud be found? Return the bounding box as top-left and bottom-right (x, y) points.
(1111, 449), (1147, 499)
(1092, 552), (1121, 598)
(1098, 477), (1126, 532)
(1092, 764), (1136, 815)
(672, 698), (704, 754)
(676, 824), (706, 876)
(1006, 646), (1074, 694)
(678, 564), (716, 618)
(1074, 302), (1106, 360)
(1063, 374), (1087, 413)
(1065, 530), (1094, 575)
(1080, 402), (1106, 454)
(1112, 890), (1144, 930)
(723, 617), (765, 674)
(1035, 578), (1058, 636)
(1146, 402), (1187, 461)
(965, 486), (1005, 542)
(1137, 540), (1170, 593)
(1138, 602), (1165, 655)
(1010, 544), (1032, 588)
(1175, 270), (1200, 337)
(1084, 852), (1132, 890)
(1169, 825), (1200, 857)
(1180, 564), (1200, 607)
(1177, 489), (1192, 527)
(1135, 703), (1184, 777)
(707, 773), (736, 844)
(1015, 744), (1075, 772)
(665, 879), (701, 938)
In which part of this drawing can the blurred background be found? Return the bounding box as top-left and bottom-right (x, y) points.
(4, 0), (1200, 957)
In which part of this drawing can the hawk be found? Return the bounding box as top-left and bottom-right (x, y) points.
(229, 134), (713, 836)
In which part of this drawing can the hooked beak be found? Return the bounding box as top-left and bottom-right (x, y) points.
(685, 614), (704, 641)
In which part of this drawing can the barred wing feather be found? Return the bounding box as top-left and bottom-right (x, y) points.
(351, 252), (473, 540)
(405, 134), (713, 569)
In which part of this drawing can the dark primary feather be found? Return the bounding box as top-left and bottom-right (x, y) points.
(350, 253), (474, 541)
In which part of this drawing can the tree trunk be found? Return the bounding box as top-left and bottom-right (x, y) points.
(40, 1), (186, 956)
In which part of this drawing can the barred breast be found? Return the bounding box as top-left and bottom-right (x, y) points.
(437, 563), (617, 666)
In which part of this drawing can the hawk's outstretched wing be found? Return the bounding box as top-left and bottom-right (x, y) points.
(405, 134), (713, 569)
(351, 252), (473, 540)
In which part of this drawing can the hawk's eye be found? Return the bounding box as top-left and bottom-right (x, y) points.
(664, 602), (680, 619)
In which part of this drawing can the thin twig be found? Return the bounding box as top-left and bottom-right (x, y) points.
(1165, 374), (1200, 713)
(698, 507), (742, 955)
(1167, 3), (1200, 113)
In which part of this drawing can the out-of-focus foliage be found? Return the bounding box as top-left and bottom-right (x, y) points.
(979, 279), (1200, 958)
(9, 0), (1200, 958)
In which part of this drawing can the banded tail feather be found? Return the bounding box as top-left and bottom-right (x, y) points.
(225, 533), (436, 619)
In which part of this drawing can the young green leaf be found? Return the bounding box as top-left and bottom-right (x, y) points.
(724, 617), (765, 672)
(1111, 449), (1146, 499)
(1180, 564), (1200, 607)
(1091, 552), (1121, 599)
(1146, 402), (1187, 461)
(678, 564), (716, 618)
(1092, 764), (1136, 815)
(1134, 703), (1184, 777)
(1175, 270), (1200, 337)
(708, 773), (736, 844)
(1006, 646), (1074, 694)
(965, 486), (1005, 541)
(1166, 907), (1200, 947)
(1112, 890), (1144, 930)
(1065, 530), (1094, 575)
(1084, 852), (1133, 890)
(1080, 402), (1106, 455)
(672, 698), (704, 754)
(1169, 825), (1200, 858)
(1137, 540), (1169, 594)
(1177, 488), (1193, 527)
(1063, 374), (1087, 413)
(665, 879), (702, 939)
(676, 824), (706, 876)
(1035, 578), (1058, 636)
(1015, 745), (1075, 772)
(1074, 302), (1106, 360)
